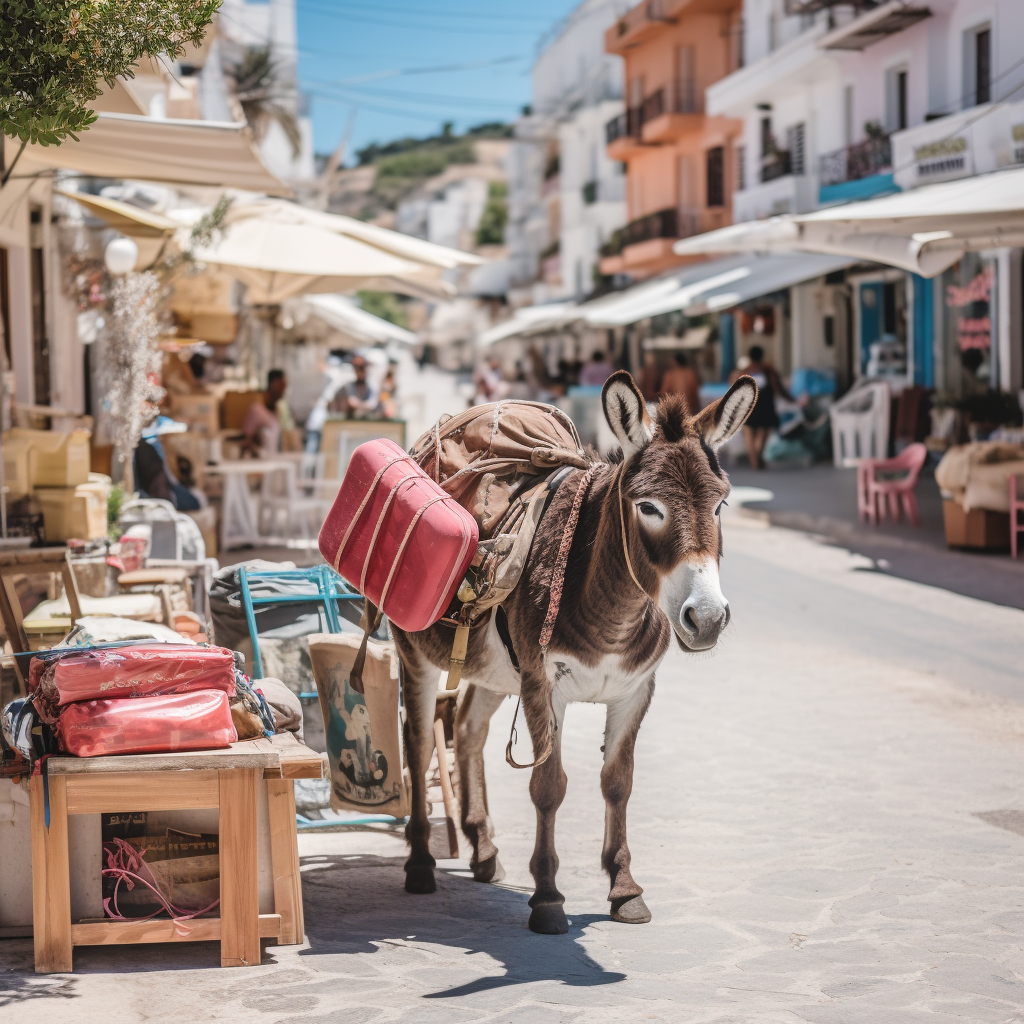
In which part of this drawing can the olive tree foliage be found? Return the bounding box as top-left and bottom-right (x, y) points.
(1, 1), (221, 147)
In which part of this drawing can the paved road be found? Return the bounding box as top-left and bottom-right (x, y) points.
(4, 513), (1024, 1022)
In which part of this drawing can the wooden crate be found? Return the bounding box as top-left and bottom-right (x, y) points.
(942, 499), (1010, 549)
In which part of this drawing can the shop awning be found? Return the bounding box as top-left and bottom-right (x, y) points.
(580, 252), (853, 325)
(299, 294), (418, 346)
(479, 302), (579, 346)
(19, 112), (288, 194)
(674, 166), (1024, 277)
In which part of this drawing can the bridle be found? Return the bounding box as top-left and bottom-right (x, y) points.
(616, 460), (652, 601)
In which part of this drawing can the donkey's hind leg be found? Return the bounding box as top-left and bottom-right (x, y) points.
(601, 676), (655, 924)
(396, 643), (440, 894)
(455, 684), (506, 883)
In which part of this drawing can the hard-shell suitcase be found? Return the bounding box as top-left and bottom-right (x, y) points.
(318, 437), (478, 632)
(55, 690), (237, 757)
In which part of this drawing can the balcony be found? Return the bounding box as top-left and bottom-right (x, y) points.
(605, 107), (646, 160)
(818, 134), (895, 203)
(761, 150), (792, 183)
(599, 207), (700, 277)
(605, 0), (688, 55)
(640, 79), (705, 143)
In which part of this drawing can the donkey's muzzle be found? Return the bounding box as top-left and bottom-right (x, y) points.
(677, 594), (730, 650)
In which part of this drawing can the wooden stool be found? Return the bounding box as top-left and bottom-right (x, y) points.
(30, 735), (324, 972)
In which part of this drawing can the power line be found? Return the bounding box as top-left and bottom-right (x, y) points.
(308, 56), (524, 89)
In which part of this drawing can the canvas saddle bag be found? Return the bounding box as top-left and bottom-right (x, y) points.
(408, 401), (590, 686)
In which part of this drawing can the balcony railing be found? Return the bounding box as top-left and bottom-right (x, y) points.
(605, 107), (644, 146)
(761, 150), (792, 183)
(600, 207), (680, 257)
(819, 134), (892, 187)
(640, 79), (703, 122)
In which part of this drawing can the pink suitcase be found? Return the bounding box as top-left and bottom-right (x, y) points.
(318, 437), (478, 632)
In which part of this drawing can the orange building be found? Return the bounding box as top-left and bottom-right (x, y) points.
(601, 0), (743, 280)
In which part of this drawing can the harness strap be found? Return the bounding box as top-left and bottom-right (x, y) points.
(443, 622), (470, 691)
(617, 463), (650, 599)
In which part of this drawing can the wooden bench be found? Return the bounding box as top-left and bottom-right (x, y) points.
(30, 733), (325, 973)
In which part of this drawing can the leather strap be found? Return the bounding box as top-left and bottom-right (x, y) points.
(617, 462), (650, 599)
(443, 622), (470, 690)
(348, 598), (382, 696)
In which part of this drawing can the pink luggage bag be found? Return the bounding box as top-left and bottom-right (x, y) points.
(318, 438), (478, 632)
(56, 690), (237, 757)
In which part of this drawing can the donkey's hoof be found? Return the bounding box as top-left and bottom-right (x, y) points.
(472, 854), (505, 884)
(529, 903), (569, 934)
(404, 865), (436, 894)
(610, 895), (651, 924)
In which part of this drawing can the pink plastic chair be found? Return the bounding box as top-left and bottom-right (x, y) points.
(858, 443), (927, 527)
(1011, 474), (1024, 558)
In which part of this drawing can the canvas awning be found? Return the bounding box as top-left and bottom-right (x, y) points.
(479, 302), (579, 346)
(674, 166), (1024, 277)
(579, 252), (853, 325)
(299, 294), (418, 346)
(19, 112), (288, 194)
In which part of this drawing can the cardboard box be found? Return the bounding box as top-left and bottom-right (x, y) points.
(942, 499), (1010, 549)
(169, 393), (221, 438)
(7, 428), (91, 487)
(221, 390), (263, 431)
(35, 484), (108, 542)
(2, 437), (32, 498)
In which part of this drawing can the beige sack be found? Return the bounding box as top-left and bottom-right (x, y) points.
(308, 633), (409, 817)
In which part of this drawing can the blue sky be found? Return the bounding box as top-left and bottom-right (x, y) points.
(295, 0), (581, 160)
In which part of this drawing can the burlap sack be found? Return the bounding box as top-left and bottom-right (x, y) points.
(308, 632), (409, 817)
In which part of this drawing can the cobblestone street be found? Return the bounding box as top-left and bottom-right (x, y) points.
(4, 512), (1024, 1022)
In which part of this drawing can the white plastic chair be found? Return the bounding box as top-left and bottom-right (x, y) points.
(829, 380), (891, 467)
(259, 462), (334, 541)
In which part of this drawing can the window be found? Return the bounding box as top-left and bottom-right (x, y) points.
(706, 147), (725, 207)
(761, 116), (772, 158)
(976, 28), (991, 104)
(843, 85), (854, 146)
(787, 123), (805, 176)
(886, 66), (908, 132)
(736, 144), (746, 192)
(964, 24), (992, 107)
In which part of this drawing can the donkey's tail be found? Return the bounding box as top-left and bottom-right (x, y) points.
(505, 696), (554, 769)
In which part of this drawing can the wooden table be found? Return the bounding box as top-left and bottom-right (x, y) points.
(30, 734), (325, 973)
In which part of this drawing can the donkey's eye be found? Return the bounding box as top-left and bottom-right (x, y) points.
(637, 501), (664, 519)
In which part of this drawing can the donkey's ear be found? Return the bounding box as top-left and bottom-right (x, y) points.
(693, 375), (758, 449)
(602, 370), (653, 459)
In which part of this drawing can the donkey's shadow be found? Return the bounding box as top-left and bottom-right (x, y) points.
(297, 852), (626, 997)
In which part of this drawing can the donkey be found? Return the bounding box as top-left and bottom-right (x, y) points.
(391, 370), (757, 934)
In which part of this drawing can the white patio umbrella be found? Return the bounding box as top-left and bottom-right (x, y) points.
(187, 198), (480, 302)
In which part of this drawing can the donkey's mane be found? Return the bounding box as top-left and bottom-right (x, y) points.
(656, 393), (692, 443)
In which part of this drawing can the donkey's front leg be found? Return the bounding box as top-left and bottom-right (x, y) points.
(601, 676), (655, 924)
(522, 686), (568, 934)
(397, 646), (440, 894)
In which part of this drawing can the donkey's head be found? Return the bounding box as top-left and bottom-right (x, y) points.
(601, 370), (757, 652)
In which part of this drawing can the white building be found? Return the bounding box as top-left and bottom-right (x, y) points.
(706, 0), (1024, 398)
(506, 0), (630, 305)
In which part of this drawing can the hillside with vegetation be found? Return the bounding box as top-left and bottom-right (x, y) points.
(324, 121), (511, 222)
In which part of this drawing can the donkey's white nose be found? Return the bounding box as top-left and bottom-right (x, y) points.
(679, 594), (730, 645)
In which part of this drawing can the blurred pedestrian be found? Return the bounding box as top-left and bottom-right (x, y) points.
(579, 350), (615, 386)
(732, 344), (794, 470)
(474, 355), (507, 403)
(241, 368), (288, 455)
(333, 355), (383, 419)
(660, 351), (702, 415)
(637, 350), (662, 402)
